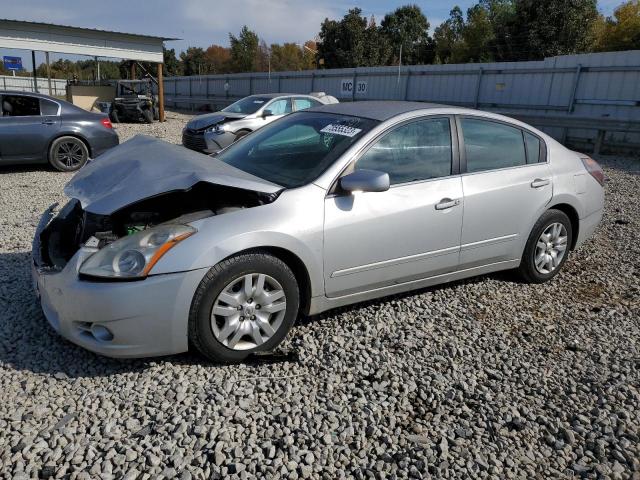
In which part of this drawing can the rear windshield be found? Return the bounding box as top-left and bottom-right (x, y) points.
(218, 112), (378, 188)
(222, 96), (271, 114)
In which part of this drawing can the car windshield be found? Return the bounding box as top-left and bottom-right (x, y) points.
(217, 112), (378, 188)
(222, 96), (271, 114)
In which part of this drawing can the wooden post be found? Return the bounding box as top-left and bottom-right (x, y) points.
(130, 62), (136, 80)
(594, 129), (605, 155)
(31, 50), (38, 93)
(45, 52), (52, 96)
(157, 63), (165, 122)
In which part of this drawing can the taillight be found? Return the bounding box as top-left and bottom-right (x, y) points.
(101, 117), (113, 129)
(581, 156), (605, 186)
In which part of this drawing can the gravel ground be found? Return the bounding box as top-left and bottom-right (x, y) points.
(0, 115), (639, 479)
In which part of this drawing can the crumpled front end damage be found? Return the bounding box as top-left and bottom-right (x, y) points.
(31, 135), (281, 357)
(35, 182), (277, 272)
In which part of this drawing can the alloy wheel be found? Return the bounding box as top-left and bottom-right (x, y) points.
(534, 222), (568, 274)
(211, 273), (287, 350)
(55, 141), (85, 168)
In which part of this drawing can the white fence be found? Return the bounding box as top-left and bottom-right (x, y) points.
(0, 75), (67, 96)
(161, 50), (640, 152)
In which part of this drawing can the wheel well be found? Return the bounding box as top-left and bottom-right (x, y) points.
(549, 203), (579, 249)
(48, 134), (92, 160)
(233, 247), (312, 316)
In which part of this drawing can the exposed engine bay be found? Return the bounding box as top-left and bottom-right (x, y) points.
(37, 182), (278, 270)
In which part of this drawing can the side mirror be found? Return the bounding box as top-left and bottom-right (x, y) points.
(339, 169), (390, 193)
(262, 109), (274, 118)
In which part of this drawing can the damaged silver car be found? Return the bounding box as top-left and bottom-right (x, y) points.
(182, 92), (338, 153)
(33, 102), (604, 363)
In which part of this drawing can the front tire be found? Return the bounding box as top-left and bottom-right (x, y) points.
(189, 252), (299, 363)
(48, 136), (89, 172)
(517, 209), (572, 283)
(233, 130), (251, 143)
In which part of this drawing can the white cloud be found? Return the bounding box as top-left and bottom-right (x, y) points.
(179, 0), (338, 46)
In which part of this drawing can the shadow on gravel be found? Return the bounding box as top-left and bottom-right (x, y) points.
(0, 251), (300, 378)
(0, 164), (54, 174)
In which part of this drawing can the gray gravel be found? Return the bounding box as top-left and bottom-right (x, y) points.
(1, 116), (639, 479)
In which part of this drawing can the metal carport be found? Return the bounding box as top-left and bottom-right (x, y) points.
(0, 18), (177, 121)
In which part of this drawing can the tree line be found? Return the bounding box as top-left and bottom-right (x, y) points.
(1, 0), (638, 79)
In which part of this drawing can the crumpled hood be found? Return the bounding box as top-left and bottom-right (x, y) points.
(65, 135), (282, 215)
(186, 111), (246, 130)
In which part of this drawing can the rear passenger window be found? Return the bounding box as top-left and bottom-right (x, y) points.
(461, 118), (526, 173)
(356, 118), (452, 185)
(294, 98), (319, 111)
(40, 99), (59, 116)
(524, 131), (542, 164)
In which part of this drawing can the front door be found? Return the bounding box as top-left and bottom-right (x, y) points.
(457, 117), (553, 267)
(261, 97), (292, 125)
(323, 116), (463, 298)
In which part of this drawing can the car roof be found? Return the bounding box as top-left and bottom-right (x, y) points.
(0, 90), (61, 101)
(247, 93), (316, 99)
(307, 100), (449, 121)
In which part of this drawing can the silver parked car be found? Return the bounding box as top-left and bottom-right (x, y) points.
(182, 92), (338, 153)
(1, 91), (119, 171)
(33, 102), (604, 363)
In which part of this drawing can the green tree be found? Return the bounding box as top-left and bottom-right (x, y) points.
(380, 4), (434, 64)
(510, 0), (599, 59)
(592, 1), (640, 51)
(229, 25), (259, 72)
(179, 47), (209, 76)
(163, 47), (183, 76)
(461, 4), (495, 61)
(317, 8), (388, 68)
(433, 6), (466, 63)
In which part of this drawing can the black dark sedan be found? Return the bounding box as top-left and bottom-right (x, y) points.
(0, 91), (119, 171)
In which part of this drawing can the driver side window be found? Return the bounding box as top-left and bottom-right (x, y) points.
(266, 98), (292, 116)
(356, 117), (453, 185)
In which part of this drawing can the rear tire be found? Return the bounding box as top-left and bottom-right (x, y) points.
(110, 110), (120, 124)
(189, 252), (299, 363)
(517, 209), (572, 283)
(48, 136), (89, 172)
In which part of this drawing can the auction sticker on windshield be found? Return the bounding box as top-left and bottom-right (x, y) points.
(320, 124), (362, 137)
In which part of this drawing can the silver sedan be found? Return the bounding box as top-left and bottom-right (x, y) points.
(182, 92), (337, 153)
(33, 102), (604, 363)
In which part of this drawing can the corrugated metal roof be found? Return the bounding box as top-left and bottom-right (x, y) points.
(0, 18), (179, 41)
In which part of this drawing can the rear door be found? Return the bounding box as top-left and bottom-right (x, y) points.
(457, 116), (552, 268)
(0, 95), (60, 162)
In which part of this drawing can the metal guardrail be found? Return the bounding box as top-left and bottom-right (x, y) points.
(508, 114), (640, 154)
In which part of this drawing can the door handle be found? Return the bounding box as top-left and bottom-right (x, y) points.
(435, 198), (460, 210)
(531, 178), (550, 188)
(41, 119), (56, 125)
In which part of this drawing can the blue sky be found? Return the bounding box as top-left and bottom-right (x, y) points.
(1, 0), (622, 70)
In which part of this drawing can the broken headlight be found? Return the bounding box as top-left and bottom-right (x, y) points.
(79, 224), (196, 279)
(207, 123), (229, 134)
